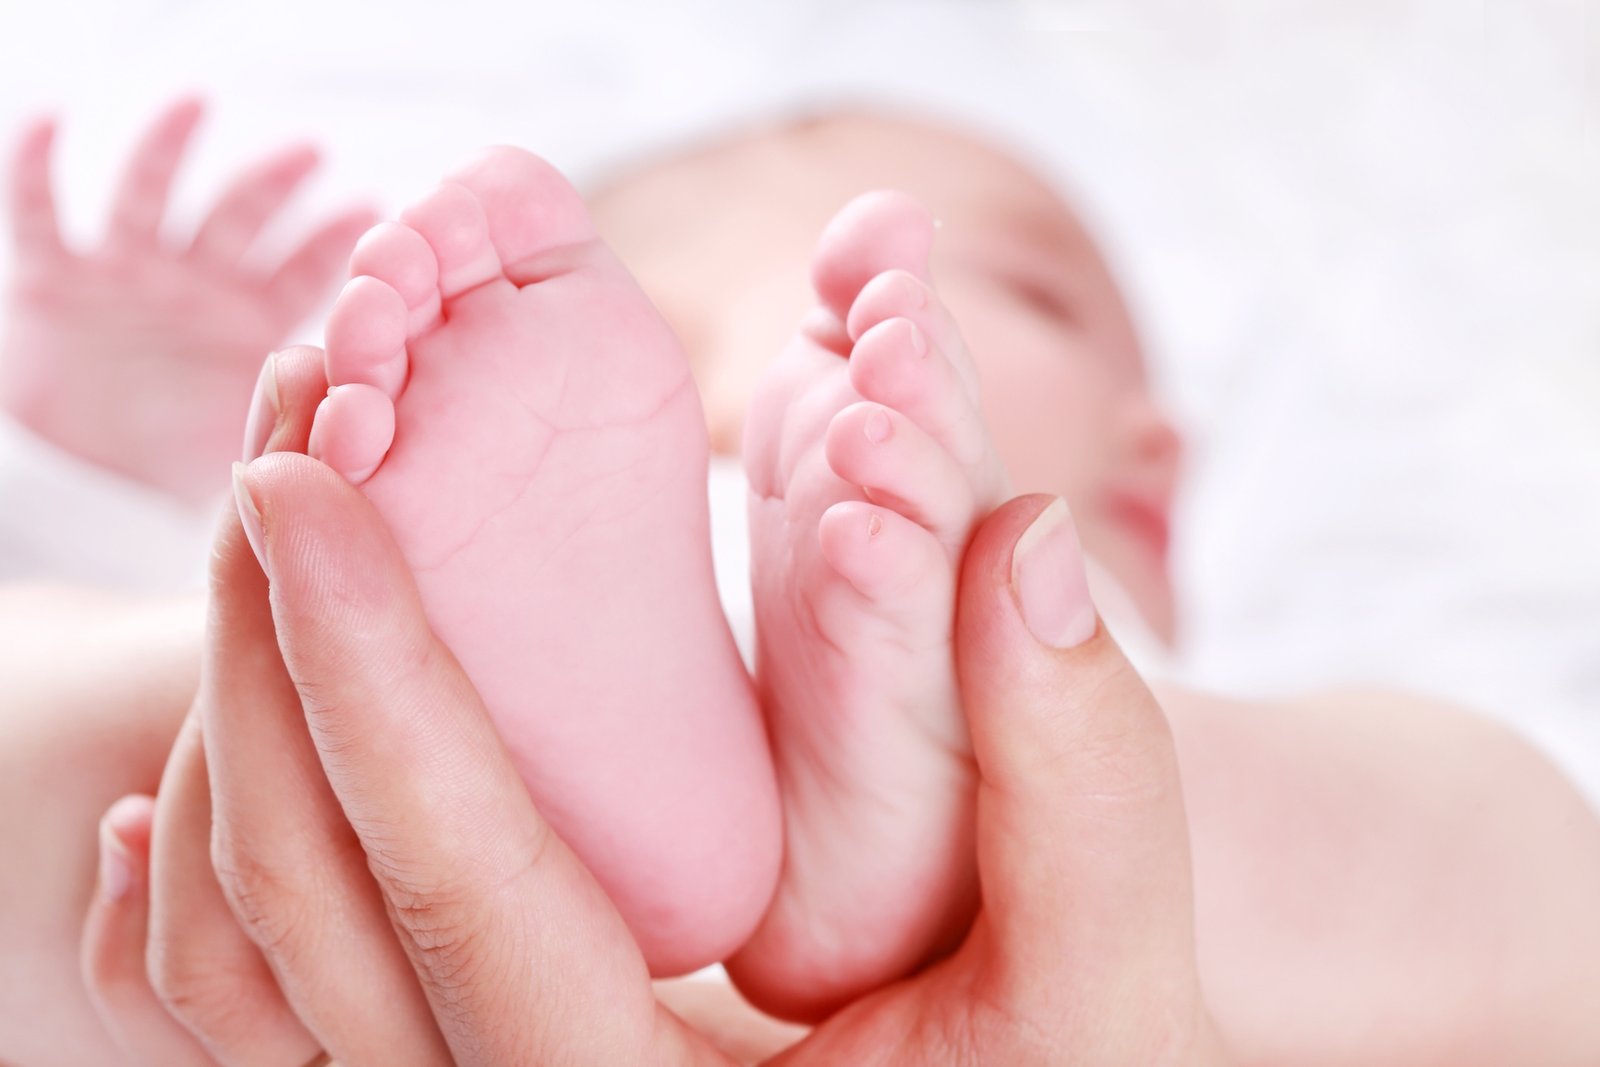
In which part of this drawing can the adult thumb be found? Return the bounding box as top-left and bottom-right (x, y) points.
(954, 495), (1198, 989)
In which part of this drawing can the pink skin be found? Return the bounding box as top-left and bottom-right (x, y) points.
(0, 99), (376, 503)
(300, 147), (782, 976)
(588, 113), (1183, 641)
(933, 229), (1183, 643)
(730, 191), (1011, 1019)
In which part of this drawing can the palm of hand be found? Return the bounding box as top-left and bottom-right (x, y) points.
(0, 99), (373, 502)
(16, 242), (284, 370)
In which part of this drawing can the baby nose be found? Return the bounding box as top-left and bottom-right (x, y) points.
(1124, 401), (1182, 474)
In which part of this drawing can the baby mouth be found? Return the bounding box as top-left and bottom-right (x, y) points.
(1101, 488), (1171, 564)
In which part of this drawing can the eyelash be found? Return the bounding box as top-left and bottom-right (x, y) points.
(1006, 275), (1077, 326)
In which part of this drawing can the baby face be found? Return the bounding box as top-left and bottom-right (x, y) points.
(926, 165), (1182, 641)
(592, 112), (1182, 639)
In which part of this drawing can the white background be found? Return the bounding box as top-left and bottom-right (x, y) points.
(1, 0), (1596, 802)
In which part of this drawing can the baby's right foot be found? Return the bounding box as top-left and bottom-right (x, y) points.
(732, 192), (1011, 1017)
(304, 148), (781, 975)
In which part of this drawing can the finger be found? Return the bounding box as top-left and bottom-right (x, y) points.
(145, 713), (324, 1066)
(106, 96), (204, 251)
(954, 496), (1198, 986)
(209, 348), (452, 1064)
(188, 142), (319, 266)
(266, 206), (380, 324)
(236, 453), (718, 1067)
(243, 343), (335, 462)
(8, 115), (64, 259)
(81, 795), (217, 1067)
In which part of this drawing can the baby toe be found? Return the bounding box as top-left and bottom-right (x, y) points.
(825, 401), (976, 543)
(846, 270), (979, 398)
(324, 276), (409, 398)
(445, 146), (598, 280)
(349, 222), (441, 335)
(849, 317), (1006, 503)
(810, 190), (936, 324)
(818, 500), (953, 615)
(399, 182), (501, 298)
(308, 383), (395, 486)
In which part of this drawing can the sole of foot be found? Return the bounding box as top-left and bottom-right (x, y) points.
(730, 190), (1009, 1018)
(307, 147), (781, 976)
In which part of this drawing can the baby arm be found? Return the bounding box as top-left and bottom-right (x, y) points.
(0, 585), (197, 1067)
(1164, 683), (1600, 1066)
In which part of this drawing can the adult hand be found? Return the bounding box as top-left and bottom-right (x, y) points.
(80, 350), (1230, 1064)
(81, 346), (700, 1066)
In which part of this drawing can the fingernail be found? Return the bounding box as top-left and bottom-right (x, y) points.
(97, 823), (134, 904)
(242, 352), (280, 462)
(232, 462), (269, 577)
(1011, 498), (1097, 649)
(901, 273), (928, 309)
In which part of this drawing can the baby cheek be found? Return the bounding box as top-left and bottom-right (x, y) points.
(969, 318), (1115, 503)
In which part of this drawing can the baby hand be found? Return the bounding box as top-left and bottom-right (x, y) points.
(0, 97), (376, 503)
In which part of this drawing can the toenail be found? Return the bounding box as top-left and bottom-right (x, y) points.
(863, 408), (894, 444)
(906, 321), (928, 357)
(867, 512), (883, 538)
(242, 351), (280, 462)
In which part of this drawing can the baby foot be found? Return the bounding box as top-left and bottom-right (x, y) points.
(306, 148), (781, 975)
(0, 99), (373, 503)
(731, 192), (1010, 1017)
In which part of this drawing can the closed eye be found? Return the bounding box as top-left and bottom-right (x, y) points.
(1004, 270), (1078, 327)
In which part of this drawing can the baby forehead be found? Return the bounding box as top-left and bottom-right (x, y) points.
(805, 114), (1084, 237)
(787, 121), (1100, 275)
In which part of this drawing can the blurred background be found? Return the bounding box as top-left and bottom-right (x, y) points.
(1, 0), (1596, 801)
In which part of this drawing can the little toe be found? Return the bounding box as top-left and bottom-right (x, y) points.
(825, 401), (976, 542)
(348, 222), (441, 335)
(846, 270), (979, 398)
(308, 384), (395, 486)
(818, 501), (953, 618)
(398, 183), (501, 298)
(445, 146), (599, 281)
(811, 190), (936, 323)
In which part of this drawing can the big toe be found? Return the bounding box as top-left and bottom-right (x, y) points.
(811, 190), (936, 322)
(445, 146), (598, 276)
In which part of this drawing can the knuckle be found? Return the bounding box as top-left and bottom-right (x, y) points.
(81, 932), (139, 1003)
(965, 978), (1070, 1066)
(209, 829), (317, 964)
(145, 935), (254, 1038)
(381, 863), (494, 955)
(373, 826), (553, 1000)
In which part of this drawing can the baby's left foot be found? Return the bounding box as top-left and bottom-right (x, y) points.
(732, 192), (1010, 1018)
